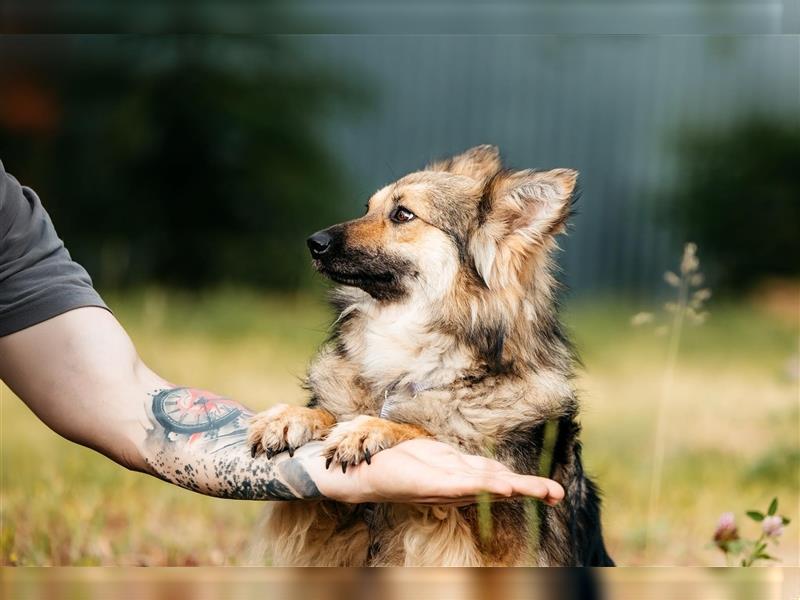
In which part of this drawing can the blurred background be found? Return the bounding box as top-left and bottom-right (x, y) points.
(1, 1), (798, 567)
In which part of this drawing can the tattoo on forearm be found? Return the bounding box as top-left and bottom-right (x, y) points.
(143, 387), (321, 501)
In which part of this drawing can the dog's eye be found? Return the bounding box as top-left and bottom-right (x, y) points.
(391, 206), (416, 224)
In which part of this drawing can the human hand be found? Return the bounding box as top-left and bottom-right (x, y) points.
(305, 437), (565, 506)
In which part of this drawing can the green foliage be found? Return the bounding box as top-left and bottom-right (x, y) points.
(668, 117), (800, 291)
(767, 497), (778, 516)
(0, 37), (367, 289)
(745, 444), (800, 488)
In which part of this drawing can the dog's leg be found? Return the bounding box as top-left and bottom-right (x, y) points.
(248, 404), (336, 458)
(322, 415), (430, 471)
(539, 417), (615, 566)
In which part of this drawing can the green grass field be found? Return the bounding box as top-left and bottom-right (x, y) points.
(2, 289), (797, 565)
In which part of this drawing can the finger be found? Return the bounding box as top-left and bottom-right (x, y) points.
(439, 459), (555, 498)
(501, 473), (564, 504)
(418, 448), (562, 502)
(542, 479), (565, 505)
(455, 471), (548, 501)
(434, 474), (515, 499)
(429, 452), (564, 504)
(459, 458), (565, 505)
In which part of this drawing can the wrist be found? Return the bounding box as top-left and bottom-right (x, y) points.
(298, 443), (375, 503)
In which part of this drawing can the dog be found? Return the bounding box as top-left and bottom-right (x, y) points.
(248, 145), (614, 566)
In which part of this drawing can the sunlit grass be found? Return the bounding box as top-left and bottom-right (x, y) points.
(1, 288), (797, 565)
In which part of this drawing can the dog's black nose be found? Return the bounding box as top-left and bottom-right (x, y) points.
(307, 230), (333, 257)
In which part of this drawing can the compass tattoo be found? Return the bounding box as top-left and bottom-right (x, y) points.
(143, 386), (322, 500)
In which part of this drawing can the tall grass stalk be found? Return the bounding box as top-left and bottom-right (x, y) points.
(524, 421), (559, 563)
(634, 243), (710, 558)
(477, 491), (493, 545)
(479, 421), (558, 563)
(645, 278), (687, 555)
(525, 498), (541, 562)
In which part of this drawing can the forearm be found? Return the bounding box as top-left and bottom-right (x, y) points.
(140, 384), (323, 500)
(0, 307), (325, 501)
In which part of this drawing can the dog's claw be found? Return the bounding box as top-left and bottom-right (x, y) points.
(288, 446), (295, 458)
(266, 449), (274, 460)
(325, 457), (333, 470)
(341, 462), (347, 474)
(364, 449), (371, 465)
(251, 446), (258, 458)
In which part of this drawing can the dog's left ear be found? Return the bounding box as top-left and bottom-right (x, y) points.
(427, 145), (502, 182)
(470, 168), (578, 287)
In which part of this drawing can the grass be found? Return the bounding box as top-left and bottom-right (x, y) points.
(1, 288), (798, 565)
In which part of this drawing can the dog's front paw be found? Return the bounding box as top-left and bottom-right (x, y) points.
(322, 415), (430, 472)
(248, 404), (335, 459)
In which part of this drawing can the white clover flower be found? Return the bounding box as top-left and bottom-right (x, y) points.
(762, 515), (784, 538)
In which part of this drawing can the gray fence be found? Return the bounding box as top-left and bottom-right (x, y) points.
(299, 35), (798, 296)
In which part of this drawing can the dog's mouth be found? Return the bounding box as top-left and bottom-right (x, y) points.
(313, 258), (407, 301)
(310, 243), (415, 302)
(315, 263), (396, 288)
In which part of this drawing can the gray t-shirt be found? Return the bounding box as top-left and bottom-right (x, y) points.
(0, 160), (108, 337)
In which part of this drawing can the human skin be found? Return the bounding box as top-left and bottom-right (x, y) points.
(0, 306), (564, 505)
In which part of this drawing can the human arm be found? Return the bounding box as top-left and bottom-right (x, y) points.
(0, 306), (564, 504)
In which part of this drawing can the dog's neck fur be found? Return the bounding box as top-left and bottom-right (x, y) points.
(330, 247), (573, 399)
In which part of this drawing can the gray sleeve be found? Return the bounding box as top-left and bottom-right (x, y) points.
(0, 160), (109, 337)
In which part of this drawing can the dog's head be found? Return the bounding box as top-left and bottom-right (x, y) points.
(307, 145), (577, 305)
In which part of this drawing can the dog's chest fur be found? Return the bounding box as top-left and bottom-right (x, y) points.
(343, 297), (473, 396)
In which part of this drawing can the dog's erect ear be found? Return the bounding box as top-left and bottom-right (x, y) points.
(427, 145), (502, 182)
(470, 168), (578, 287)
